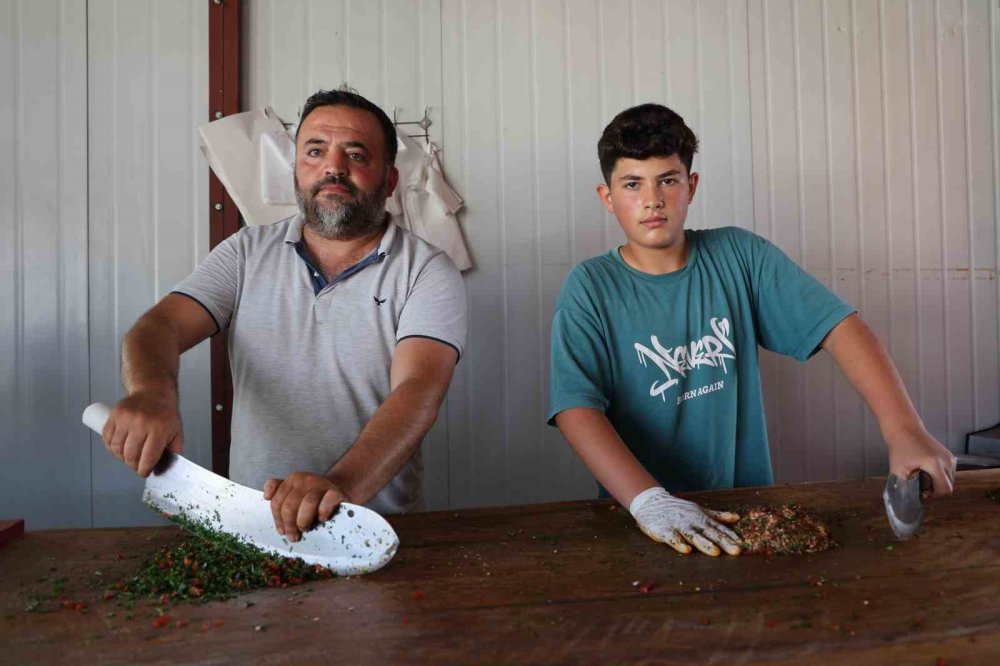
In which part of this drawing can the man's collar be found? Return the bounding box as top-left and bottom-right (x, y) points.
(283, 213), (307, 245)
(375, 214), (397, 256)
(284, 212), (396, 257)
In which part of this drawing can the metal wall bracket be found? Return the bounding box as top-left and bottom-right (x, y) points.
(392, 106), (432, 142)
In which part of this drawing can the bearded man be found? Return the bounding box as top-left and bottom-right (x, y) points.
(100, 88), (466, 539)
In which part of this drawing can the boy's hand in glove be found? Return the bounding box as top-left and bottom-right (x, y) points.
(629, 487), (742, 556)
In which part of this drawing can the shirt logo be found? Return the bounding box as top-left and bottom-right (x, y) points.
(374, 296), (387, 306)
(634, 317), (736, 402)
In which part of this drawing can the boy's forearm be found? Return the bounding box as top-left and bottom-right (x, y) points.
(822, 314), (956, 493)
(820, 314), (925, 440)
(554, 407), (659, 507)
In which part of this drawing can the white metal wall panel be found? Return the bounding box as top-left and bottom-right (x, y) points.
(0, 0), (91, 529)
(87, 0), (210, 526)
(855, 0), (892, 476)
(749, 0), (999, 483)
(244, 0), (445, 142)
(970, 0), (1000, 436)
(243, 0), (998, 507)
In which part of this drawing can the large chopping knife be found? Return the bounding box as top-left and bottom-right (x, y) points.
(882, 470), (933, 540)
(83, 403), (398, 576)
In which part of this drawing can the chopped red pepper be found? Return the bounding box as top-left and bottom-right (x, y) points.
(152, 615), (171, 629)
(412, 591), (425, 601)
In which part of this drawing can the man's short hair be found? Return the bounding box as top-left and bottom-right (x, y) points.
(598, 103), (699, 183)
(297, 86), (398, 167)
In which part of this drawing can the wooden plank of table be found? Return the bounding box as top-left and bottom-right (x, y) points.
(0, 471), (997, 665)
(0, 520), (24, 548)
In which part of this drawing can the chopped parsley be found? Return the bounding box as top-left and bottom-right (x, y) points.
(109, 513), (334, 604)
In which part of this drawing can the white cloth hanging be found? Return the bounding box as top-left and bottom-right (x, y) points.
(259, 125), (296, 205)
(197, 107), (298, 226)
(387, 130), (472, 271)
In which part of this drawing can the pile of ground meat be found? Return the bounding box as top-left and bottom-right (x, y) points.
(733, 504), (835, 555)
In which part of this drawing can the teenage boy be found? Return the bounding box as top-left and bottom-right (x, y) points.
(548, 103), (955, 557)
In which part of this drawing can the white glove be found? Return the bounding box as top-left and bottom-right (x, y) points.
(629, 487), (742, 556)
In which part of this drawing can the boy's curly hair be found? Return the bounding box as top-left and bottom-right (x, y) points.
(598, 103), (699, 183)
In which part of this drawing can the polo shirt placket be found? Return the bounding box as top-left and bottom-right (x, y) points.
(287, 222), (395, 323)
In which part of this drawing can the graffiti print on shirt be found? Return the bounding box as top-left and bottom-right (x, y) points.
(634, 317), (736, 402)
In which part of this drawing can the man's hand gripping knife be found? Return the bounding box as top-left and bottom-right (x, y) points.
(629, 487), (743, 557)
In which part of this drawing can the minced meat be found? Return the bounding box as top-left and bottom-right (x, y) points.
(733, 504), (835, 555)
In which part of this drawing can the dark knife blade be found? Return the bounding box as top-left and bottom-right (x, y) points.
(883, 470), (932, 540)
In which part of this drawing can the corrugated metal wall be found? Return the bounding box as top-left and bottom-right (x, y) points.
(243, 0), (445, 144)
(748, 0), (999, 483)
(246, 0), (999, 508)
(1, 0), (91, 529)
(87, 0), (211, 526)
(6, 1), (994, 526)
(0, 0), (210, 528)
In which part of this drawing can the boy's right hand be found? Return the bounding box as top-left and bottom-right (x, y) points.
(629, 487), (742, 557)
(102, 391), (184, 478)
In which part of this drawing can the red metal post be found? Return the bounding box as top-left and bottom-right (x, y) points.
(208, 0), (241, 477)
(0, 520), (25, 548)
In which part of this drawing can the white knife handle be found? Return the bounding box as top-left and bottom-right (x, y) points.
(82, 402), (112, 434)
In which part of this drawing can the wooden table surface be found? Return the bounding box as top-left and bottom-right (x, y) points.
(2, 470), (998, 665)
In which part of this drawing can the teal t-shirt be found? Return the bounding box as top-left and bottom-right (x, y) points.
(548, 226), (855, 493)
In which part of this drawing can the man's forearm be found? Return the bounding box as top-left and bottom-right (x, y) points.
(821, 314), (924, 438)
(121, 312), (183, 398)
(325, 377), (446, 505)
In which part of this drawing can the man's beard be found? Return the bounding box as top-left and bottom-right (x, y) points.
(295, 173), (388, 240)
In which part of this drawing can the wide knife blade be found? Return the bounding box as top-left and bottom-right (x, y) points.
(83, 403), (398, 576)
(882, 470), (932, 540)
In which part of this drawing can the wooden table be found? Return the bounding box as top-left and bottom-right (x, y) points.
(2, 470), (998, 664)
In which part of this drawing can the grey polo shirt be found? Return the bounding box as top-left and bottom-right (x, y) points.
(173, 214), (466, 514)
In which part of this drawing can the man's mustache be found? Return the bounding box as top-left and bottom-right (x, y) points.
(309, 175), (359, 198)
